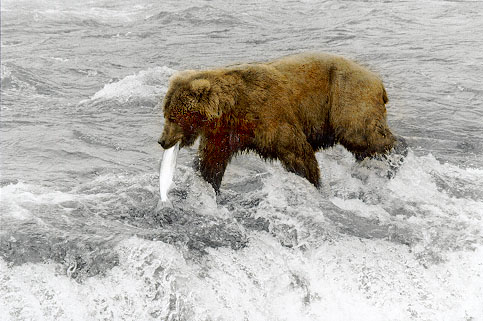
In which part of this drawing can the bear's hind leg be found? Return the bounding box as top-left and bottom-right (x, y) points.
(260, 125), (320, 188)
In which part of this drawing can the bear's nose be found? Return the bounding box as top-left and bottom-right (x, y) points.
(158, 138), (165, 148)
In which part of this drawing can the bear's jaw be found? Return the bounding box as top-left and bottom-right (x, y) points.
(180, 131), (200, 148)
(158, 136), (181, 150)
(159, 121), (184, 149)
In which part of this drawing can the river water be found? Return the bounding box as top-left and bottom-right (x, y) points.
(1, 0), (483, 320)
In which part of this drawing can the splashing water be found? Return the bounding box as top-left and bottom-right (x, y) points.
(1, 0), (483, 320)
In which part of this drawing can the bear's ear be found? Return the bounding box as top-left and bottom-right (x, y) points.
(189, 79), (221, 120)
(190, 78), (211, 93)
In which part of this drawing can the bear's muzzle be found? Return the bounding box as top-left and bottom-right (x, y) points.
(159, 121), (184, 149)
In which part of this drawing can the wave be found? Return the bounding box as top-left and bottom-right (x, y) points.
(83, 66), (175, 107)
(2, 146), (482, 259)
(2, 1), (148, 26)
(145, 5), (242, 27)
(1, 237), (482, 320)
(1, 139), (483, 319)
(0, 64), (51, 95)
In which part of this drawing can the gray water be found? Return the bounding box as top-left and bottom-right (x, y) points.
(1, 0), (483, 320)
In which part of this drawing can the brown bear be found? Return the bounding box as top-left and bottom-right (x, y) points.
(158, 52), (397, 193)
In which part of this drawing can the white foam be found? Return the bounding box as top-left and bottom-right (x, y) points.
(1, 236), (482, 321)
(0, 182), (76, 221)
(88, 66), (176, 103)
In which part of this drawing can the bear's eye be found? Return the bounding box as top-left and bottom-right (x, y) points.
(187, 94), (200, 103)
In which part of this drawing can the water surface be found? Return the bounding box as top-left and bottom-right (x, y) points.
(1, 0), (483, 320)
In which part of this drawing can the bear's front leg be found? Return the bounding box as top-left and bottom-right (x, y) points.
(278, 143), (320, 188)
(198, 134), (235, 193)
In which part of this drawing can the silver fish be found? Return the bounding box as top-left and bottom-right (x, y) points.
(159, 142), (180, 203)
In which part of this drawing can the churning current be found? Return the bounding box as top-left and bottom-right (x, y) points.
(1, 0), (483, 320)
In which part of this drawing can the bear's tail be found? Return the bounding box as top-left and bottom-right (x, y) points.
(382, 86), (389, 104)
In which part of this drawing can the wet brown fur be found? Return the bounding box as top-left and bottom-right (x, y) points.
(159, 53), (396, 192)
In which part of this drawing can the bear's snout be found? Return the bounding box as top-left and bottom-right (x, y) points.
(159, 121), (184, 149)
(157, 137), (167, 148)
(158, 135), (179, 149)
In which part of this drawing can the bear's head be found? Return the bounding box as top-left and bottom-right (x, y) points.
(158, 73), (225, 149)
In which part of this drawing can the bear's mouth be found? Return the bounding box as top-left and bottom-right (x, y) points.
(158, 129), (199, 149)
(158, 135), (182, 149)
(159, 120), (185, 149)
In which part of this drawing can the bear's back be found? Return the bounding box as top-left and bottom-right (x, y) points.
(268, 52), (382, 85)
